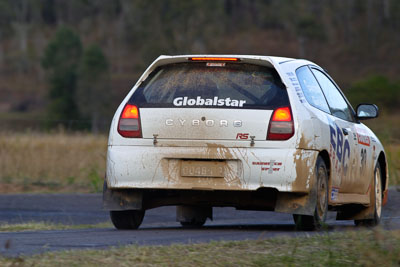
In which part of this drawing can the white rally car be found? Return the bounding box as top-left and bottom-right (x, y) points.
(104, 55), (388, 230)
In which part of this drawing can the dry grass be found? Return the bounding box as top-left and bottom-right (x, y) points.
(0, 221), (112, 232)
(0, 131), (107, 193)
(364, 114), (400, 145)
(0, 129), (399, 194)
(0, 229), (399, 266)
(363, 114), (400, 185)
(386, 144), (400, 186)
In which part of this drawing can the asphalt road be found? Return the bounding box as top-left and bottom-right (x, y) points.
(0, 188), (399, 257)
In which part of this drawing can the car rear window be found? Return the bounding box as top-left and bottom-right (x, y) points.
(129, 62), (289, 109)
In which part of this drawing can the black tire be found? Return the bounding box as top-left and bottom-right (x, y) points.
(110, 210), (145, 230)
(354, 163), (382, 227)
(293, 156), (329, 231)
(180, 219), (206, 229)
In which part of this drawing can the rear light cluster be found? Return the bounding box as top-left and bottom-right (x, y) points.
(117, 104), (293, 140)
(118, 104), (142, 138)
(267, 107), (294, 140)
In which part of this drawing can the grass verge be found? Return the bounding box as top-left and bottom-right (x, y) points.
(0, 131), (107, 193)
(0, 221), (112, 232)
(386, 144), (400, 186)
(0, 229), (399, 266)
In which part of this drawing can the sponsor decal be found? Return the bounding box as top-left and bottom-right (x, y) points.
(331, 187), (339, 201)
(327, 117), (351, 176)
(286, 72), (295, 77)
(357, 133), (370, 146)
(287, 72), (306, 103)
(173, 96), (246, 107)
(236, 133), (249, 140)
(355, 126), (370, 146)
(206, 62), (225, 67)
(165, 119), (242, 127)
(252, 160), (282, 174)
(353, 132), (357, 141)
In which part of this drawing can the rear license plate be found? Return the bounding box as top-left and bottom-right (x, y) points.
(181, 160), (225, 177)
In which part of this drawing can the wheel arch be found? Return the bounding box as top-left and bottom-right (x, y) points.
(318, 150), (331, 180)
(377, 151), (388, 204)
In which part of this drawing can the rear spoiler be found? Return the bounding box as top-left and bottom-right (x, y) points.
(136, 55), (279, 86)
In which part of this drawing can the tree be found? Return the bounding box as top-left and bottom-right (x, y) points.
(42, 26), (82, 127)
(296, 15), (326, 58)
(77, 44), (110, 133)
(347, 75), (400, 112)
(0, 1), (14, 67)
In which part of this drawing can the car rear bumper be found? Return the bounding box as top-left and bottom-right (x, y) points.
(106, 145), (318, 193)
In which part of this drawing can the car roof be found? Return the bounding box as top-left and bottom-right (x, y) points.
(135, 54), (317, 86)
(156, 54), (292, 64)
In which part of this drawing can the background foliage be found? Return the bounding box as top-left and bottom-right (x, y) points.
(41, 26), (82, 124)
(0, 0), (399, 134)
(0, 0), (399, 191)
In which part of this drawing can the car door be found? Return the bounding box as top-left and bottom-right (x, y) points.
(310, 68), (366, 194)
(353, 121), (375, 194)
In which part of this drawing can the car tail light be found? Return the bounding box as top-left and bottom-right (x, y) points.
(267, 107), (294, 140)
(118, 104), (142, 138)
(189, 57), (239, 61)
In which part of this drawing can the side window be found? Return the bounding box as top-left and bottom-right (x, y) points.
(296, 66), (330, 113)
(311, 68), (354, 122)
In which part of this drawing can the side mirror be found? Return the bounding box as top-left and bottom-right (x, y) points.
(356, 104), (379, 120)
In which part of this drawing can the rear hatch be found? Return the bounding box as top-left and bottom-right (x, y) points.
(122, 59), (292, 143)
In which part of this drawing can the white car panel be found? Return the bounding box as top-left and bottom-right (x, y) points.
(107, 145), (318, 193)
(140, 108), (272, 140)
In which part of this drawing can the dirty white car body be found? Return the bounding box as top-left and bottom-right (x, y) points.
(104, 55), (388, 230)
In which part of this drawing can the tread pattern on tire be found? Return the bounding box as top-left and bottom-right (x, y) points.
(110, 210), (145, 230)
(354, 163), (382, 227)
(293, 156), (328, 231)
(180, 220), (206, 228)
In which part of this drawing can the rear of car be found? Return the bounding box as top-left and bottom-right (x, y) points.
(104, 55), (319, 229)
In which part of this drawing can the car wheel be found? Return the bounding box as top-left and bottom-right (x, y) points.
(110, 210), (145, 230)
(293, 156), (328, 230)
(180, 219), (206, 228)
(354, 163), (382, 227)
